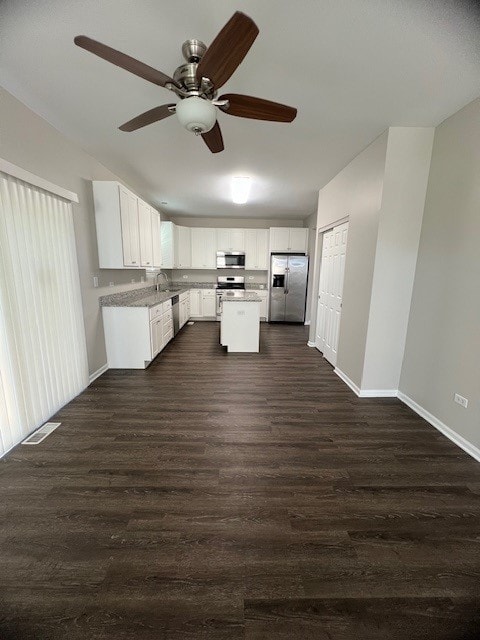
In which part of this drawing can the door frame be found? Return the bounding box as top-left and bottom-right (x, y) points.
(312, 216), (349, 360)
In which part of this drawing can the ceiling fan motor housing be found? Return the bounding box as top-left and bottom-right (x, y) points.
(176, 96), (216, 134)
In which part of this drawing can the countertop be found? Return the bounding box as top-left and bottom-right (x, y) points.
(221, 292), (261, 302)
(100, 286), (190, 308)
(100, 283), (267, 308)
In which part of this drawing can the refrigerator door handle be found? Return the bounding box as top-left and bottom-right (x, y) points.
(284, 267), (289, 295)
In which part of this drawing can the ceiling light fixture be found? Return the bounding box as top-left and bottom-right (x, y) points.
(232, 176), (251, 204)
(176, 96), (216, 134)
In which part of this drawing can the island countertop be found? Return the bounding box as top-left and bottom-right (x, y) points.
(220, 292), (261, 303)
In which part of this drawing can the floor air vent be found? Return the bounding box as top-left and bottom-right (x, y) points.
(22, 422), (61, 445)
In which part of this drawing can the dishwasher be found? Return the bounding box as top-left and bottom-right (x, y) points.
(171, 295), (180, 335)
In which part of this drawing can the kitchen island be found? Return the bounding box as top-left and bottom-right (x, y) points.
(220, 292), (261, 353)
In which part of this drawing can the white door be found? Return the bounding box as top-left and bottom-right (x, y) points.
(315, 222), (348, 366)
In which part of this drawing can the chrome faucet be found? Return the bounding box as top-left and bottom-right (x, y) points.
(155, 271), (169, 292)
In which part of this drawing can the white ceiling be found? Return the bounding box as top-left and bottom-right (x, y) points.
(1, 0), (480, 219)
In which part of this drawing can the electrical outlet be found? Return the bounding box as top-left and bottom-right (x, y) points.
(93, 276), (99, 288)
(109, 281), (114, 287)
(454, 393), (468, 408)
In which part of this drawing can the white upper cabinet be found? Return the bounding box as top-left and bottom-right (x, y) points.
(138, 200), (153, 268)
(161, 222), (191, 269)
(119, 186), (140, 267)
(175, 225), (191, 269)
(245, 229), (269, 270)
(269, 227), (309, 253)
(216, 228), (245, 252)
(151, 211), (162, 268)
(93, 181), (161, 269)
(191, 228), (216, 269)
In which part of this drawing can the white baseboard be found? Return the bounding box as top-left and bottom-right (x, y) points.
(334, 368), (361, 396)
(397, 391), (480, 463)
(335, 368), (398, 398)
(89, 363), (108, 384)
(359, 389), (398, 398)
(304, 320), (311, 326)
(307, 340), (316, 347)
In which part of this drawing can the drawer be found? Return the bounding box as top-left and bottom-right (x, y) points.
(162, 299), (172, 313)
(149, 304), (163, 320)
(162, 309), (172, 322)
(180, 291), (189, 302)
(164, 328), (174, 344)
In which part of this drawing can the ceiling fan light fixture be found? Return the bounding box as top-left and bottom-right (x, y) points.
(176, 96), (216, 134)
(232, 176), (251, 204)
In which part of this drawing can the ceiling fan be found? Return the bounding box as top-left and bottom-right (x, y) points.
(74, 11), (297, 153)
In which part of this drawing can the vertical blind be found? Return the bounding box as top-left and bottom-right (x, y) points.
(0, 171), (88, 456)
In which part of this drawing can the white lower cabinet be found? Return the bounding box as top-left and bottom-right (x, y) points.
(250, 289), (268, 320)
(202, 289), (216, 318)
(103, 300), (173, 369)
(189, 288), (216, 318)
(189, 289), (202, 317)
(179, 291), (190, 329)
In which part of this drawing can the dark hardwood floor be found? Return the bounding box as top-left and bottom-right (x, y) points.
(1, 322), (480, 639)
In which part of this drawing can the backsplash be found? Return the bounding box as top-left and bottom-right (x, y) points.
(169, 269), (268, 285)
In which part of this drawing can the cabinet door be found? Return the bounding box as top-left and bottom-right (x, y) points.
(190, 228), (204, 269)
(177, 226), (191, 268)
(190, 289), (202, 316)
(259, 295), (268, 318)
(270, 227), (290, 252)
(203, 228), (217, 268)
(138, 201), (153, 267)
(216, 229), (230, 252)
(244, 230), (257, 269)
(150, 317), (162, 357)
(256, 230), (269, 269)
(202, 293), (216, 317)
(151, 211), (162, 267)
(289, 228), (309, 253)
(229, 229), (245, 251)
(119, 187), (140, 267)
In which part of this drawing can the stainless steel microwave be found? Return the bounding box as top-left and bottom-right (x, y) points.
(216, 251), (246, 269)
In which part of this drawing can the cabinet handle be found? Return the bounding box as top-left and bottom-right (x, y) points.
(146, 261), (150, 265)
(132, 261), (137, 264)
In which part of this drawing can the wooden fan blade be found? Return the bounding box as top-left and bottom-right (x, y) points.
(74, 36), (176, 88)
(220, 94), (297, 122)
(196, 12), (259, 89)
(119, 105), (175, 132)
(201, 121), (224, 153)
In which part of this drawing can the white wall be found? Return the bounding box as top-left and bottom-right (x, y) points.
(399, 98), (480, 451)
(0, 88), (158, 377)
(310, 132), (388, 385)
(361, 127), (434, 392)
(303, 211), (317, 324)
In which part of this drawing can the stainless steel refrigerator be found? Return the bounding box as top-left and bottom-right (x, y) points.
(269, 254), (309, 322)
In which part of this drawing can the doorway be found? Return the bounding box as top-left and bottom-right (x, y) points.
(315, 221), (349, 366)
